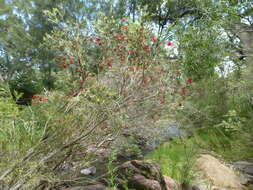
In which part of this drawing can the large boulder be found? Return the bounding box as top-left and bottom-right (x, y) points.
(196, 154), (245, 190)
(116, 160), (168, 190)
(233, 161), (253, 186)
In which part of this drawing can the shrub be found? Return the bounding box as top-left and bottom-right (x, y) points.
(0, 11), (182, 189)
(8, 70), (43, 105)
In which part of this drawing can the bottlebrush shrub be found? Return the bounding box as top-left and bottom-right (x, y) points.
(0, 10), (190, 189)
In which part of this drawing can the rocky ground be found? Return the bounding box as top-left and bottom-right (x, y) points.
(62, 154), (253, 190)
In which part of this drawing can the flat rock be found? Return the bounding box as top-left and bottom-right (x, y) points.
(196, 154), (244, 190)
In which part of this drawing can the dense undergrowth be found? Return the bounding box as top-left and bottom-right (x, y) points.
(146, 65), (253, 185)
(1, 1), (253, 190)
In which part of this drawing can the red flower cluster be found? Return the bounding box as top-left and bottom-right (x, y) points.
(32, 95), (48, 104)
(116, 34), (122, 40)
(70, 60), (75, 65)
(167, 42), (173, 46)
(62, 64), (67, 68)
(187, 78), (193, 84)
(143, 45), (149, 51)
(77, 67), (82, 72)
(107, 61), (113, 67)
(95, 37), (102, 42)
(99, 61), (113, 69)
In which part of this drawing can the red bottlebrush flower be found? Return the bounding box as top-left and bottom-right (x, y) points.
(116, 34), (122, 40)
(77, 67), (82, 72)
(62, 57), (67, 62)
(70, 60), (75, 65)
(107, 62), (113, 67)
(187, 78), (193, 84)
(32, 95), (39, 99)
(167, 42), (173, 46)
(95, 37), (102, 42)
(62, 64), (67, 68)
(143, 45), (149, 51)
(32, 100), (35, 104)
(123, 93), (128, 97)
(152, 36), (158, 42)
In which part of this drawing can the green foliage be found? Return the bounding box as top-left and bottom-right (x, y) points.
(106, 150), (119, 189)
(178, 26), (228, 80)
(0, 82), (42, 154)
(215, 110), (245, 134)
(193, 126), (253, 162)
(0, 83), (19, 118)
(8, 70), (43, 105)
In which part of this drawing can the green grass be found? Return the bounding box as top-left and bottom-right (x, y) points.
(145, 138), (197, 184)
(145, 127), (253, 185)
(193, 127), (253, 162)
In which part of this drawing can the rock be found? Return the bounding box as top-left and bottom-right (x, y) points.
(196, 154), (244, 190)
(233, 161), (253, 186)
(64, 184), (107, 190)
(234, 161), (253, 176)
(116, 160), (167, 190)
(192, 184), (208, 190)
(163, 176), (179, 190)
(210, 187), (227, 190)
(238, 173), (253, 185)
(80, 166), (96, 175)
